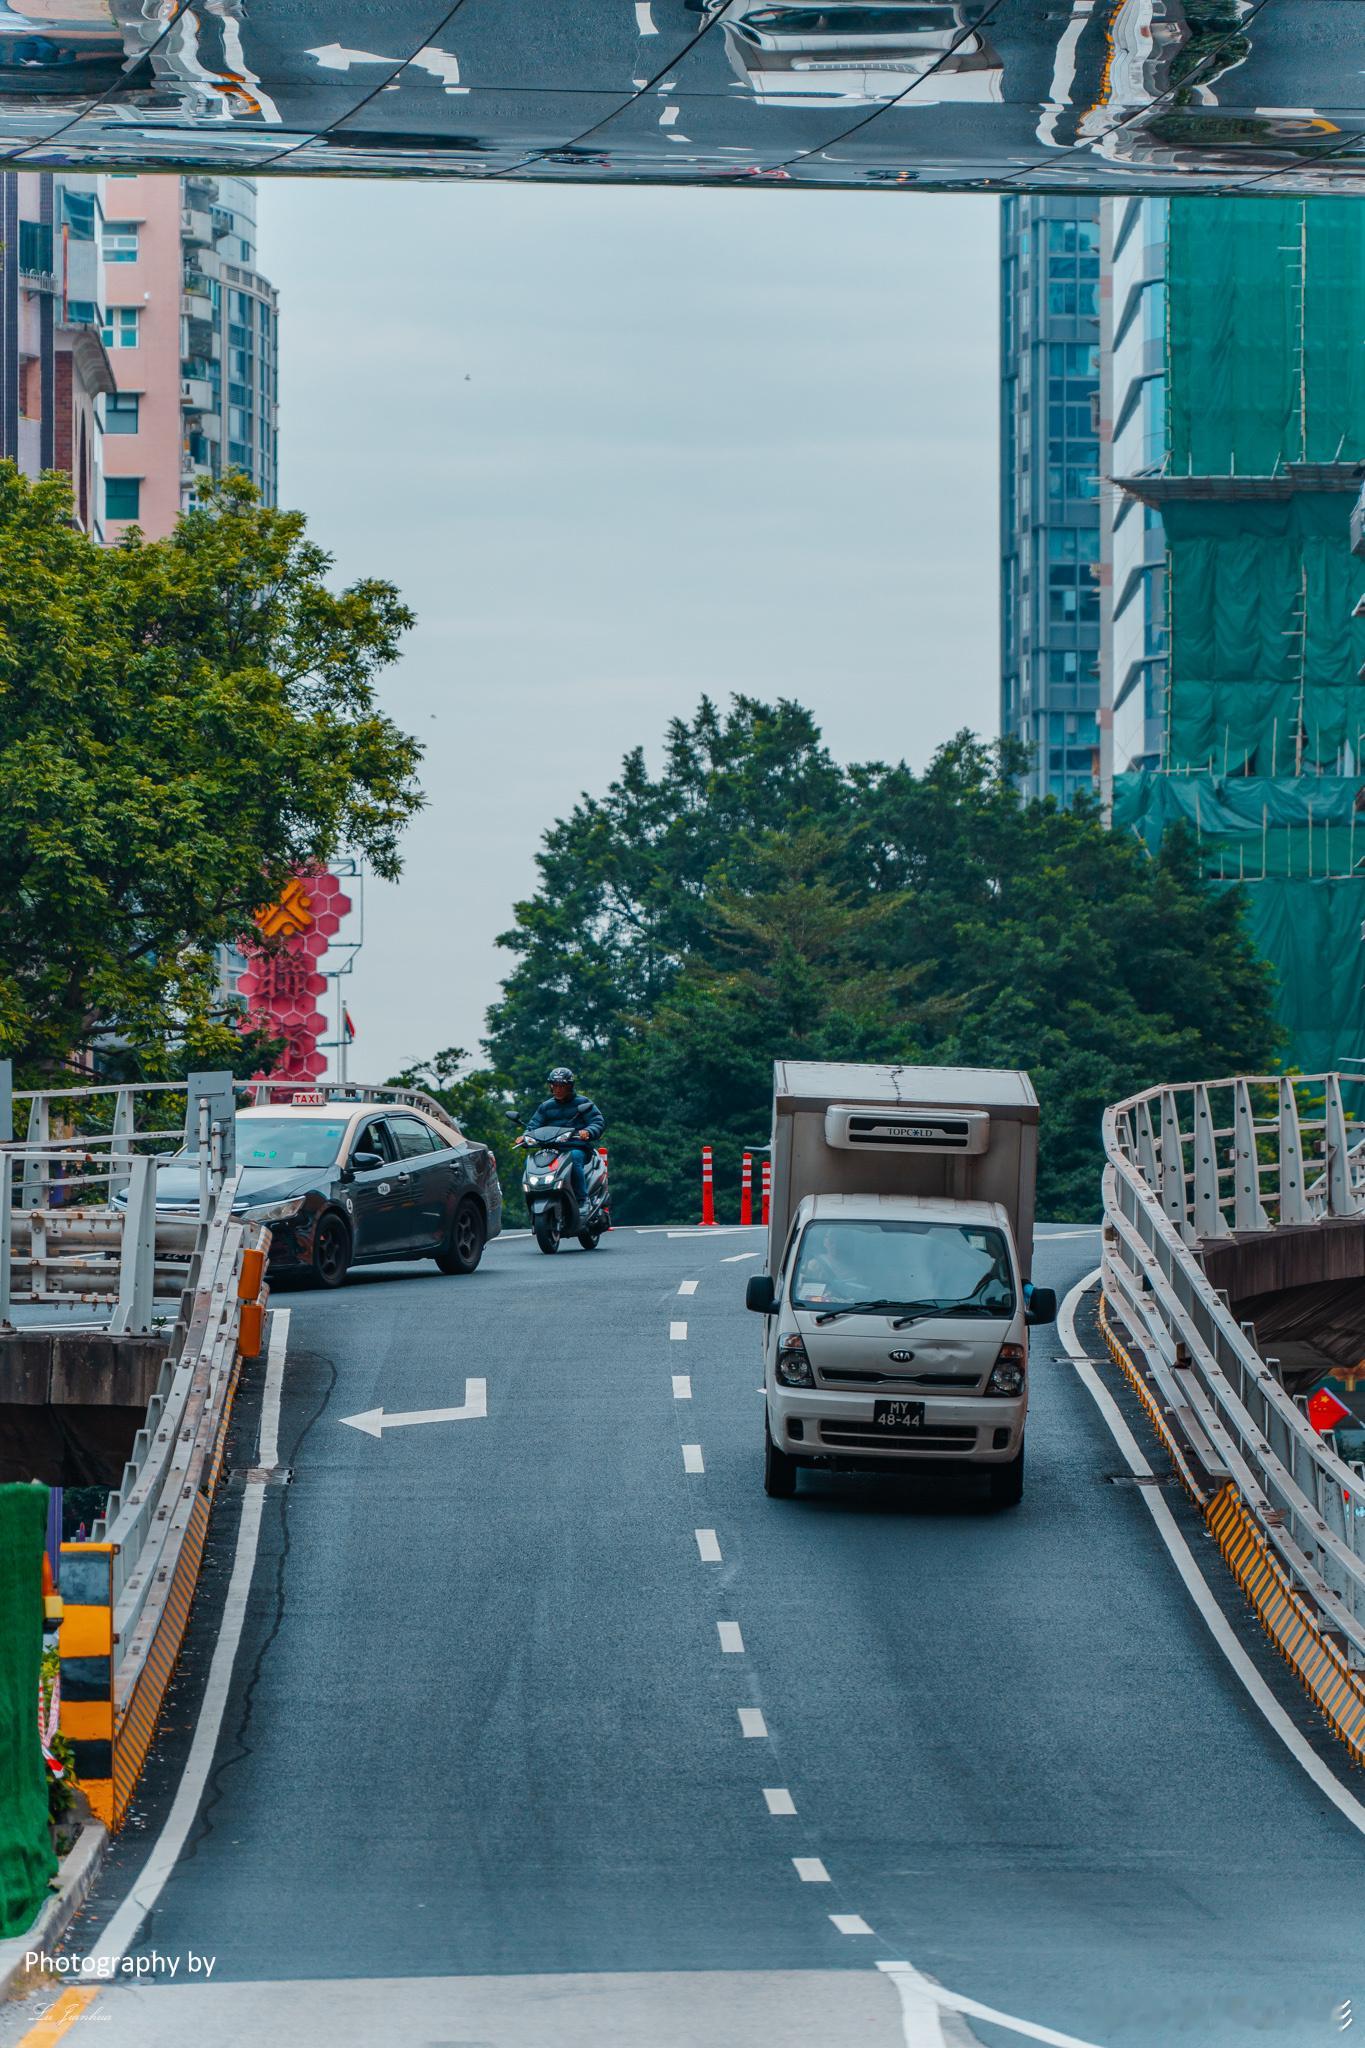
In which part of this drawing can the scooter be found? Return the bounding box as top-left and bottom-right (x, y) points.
(515, 1122), (610, 1254)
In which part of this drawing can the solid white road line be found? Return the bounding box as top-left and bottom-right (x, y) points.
(670, 1320), (688, 1339)
(695, 1527), (722, 1561)
(1059, 1271), (1365, 1842)
(763, 1787), (796, 1815)
(682, 1443), (704, 1473)
(89, 1308), (292, 1968)
(793, 1857), (830, 1883)
(678, 1279), (698, 1296)
(738, 1707), (767, 1737)
(879, 1959), (1105, 2048)
(717, 1621), (744, 1653)
(672, 1374), (692, 1400)
(831, 1914), (873, 1936)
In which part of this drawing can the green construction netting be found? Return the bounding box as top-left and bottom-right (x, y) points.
(1168, 199), (1365, 473)
(1113, 772), (1365, 1072)
(1164, 495), (1365, 774)
(0, 1485), (55, 1939)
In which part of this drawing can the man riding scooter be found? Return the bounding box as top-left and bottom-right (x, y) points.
(517, 1067), (609, 1252)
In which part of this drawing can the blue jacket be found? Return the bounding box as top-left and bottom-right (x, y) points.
(527, 1093), (604, 1145)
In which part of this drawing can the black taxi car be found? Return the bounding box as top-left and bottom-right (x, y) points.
(133, 1093), (503, 1286)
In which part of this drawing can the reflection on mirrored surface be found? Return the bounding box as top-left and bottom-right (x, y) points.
(0, 0), (1360, 187)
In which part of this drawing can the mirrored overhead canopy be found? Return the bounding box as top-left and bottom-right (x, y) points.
(2, 0), (1364, 191)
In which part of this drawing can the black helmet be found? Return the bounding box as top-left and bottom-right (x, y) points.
(548, 1066), (575, 1087)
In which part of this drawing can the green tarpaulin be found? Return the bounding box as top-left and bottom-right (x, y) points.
(0, 1485), (55, 1938)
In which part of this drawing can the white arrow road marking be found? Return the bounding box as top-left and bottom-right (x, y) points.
(306, 42), (392, 69)
(342, 1378), (487, 1438)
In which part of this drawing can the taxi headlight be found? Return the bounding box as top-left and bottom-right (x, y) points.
(243, 1195), (307, 1224)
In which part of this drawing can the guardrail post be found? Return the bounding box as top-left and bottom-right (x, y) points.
(1134, 1098), (1159, 1191)
(0, 1152), (12, 1329)
(1233, 1080), (1269, 1233)
(1278, 1078), (1310, 1225)
(21, 1092), (48, 1209)
(1191, 1085), (1230, 1241)
(107, 1087), (134, 1202)
(1324, 1074), (1363, 1218)
(1158, 1090), (1191, 1238)
(110, 1153), (157, 1336)
(184, 1071), (235, 1176)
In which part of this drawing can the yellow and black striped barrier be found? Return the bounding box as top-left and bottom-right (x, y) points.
(1101, 1293), (1365, 1770)
(56, 1544), (115, 1828)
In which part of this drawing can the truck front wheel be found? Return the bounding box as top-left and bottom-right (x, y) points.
(987, 1438), (1025, 1509)
(764, 1419), (798, 1499)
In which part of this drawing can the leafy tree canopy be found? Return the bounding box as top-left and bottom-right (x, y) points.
(0, 467), (421, 1076)
(476, 696), (1279, 1223)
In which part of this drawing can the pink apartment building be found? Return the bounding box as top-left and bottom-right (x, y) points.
(101, 173), (278, 541)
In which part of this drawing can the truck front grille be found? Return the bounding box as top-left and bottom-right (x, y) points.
(819, 1422), (978, 1452)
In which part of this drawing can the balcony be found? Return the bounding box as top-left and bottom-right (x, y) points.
(180, 375), (213, 413)
(183, 288), (214, 327)
(181, 205), (213, 247)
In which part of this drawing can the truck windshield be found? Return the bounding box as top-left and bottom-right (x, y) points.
(790, 1218), (1015, 1318)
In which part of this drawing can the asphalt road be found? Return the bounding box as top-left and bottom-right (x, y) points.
(9, 1221), (1365, 2046)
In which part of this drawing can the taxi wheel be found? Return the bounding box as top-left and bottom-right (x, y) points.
(764, 1418), (797, 1499)
(436, 1198), (485, 1275)
(312, 1212), (351, 1289)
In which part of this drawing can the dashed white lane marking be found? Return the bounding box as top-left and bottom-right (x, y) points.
(670, 1319), (688, 1340)
(879, 1959), (1106, 2047)
(634, 1), (657, 31)
(722, 1251), (760, 1262)
(763, 1787), (796, 1815)
(672, 1374), (692, 1400)
(89, 1309), (292, 1969)
(695, 1528), (721, 1561)
(682, 1443), (704, 1474)
(738, 1707), (767, 1737)
(717, 1620), (744, 1653)
(678, 1279), (698, 1295)
(793, 1856), (830, 1883)
(1060, 1271), (1365, 1844)
(831, 1913), (874, 1936)
(660, 103), (679, 124)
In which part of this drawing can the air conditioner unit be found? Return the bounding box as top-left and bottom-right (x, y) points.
(823, 1105), (990, 1156)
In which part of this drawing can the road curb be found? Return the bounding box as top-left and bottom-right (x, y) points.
(1100, 1291), (1365, 1770)
(0, 1820), (108, 2000)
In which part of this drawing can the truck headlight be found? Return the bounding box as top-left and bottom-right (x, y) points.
(986, 1343), (1026, 1397)
(775, 1333), (814, 1388)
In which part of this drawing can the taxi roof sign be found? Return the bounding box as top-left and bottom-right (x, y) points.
(291, 1090), (326, 1106)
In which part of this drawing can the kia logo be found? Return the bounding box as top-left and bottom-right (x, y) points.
(889, 1350), (915, 1362)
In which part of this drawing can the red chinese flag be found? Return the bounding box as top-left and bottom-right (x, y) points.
(1307, 1387), (1351, 1434)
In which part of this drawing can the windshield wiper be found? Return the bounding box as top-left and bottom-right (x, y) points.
(809, 1298), (939, 1326)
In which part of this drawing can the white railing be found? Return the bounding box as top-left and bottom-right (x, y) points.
(1103, 1072), (1365, 1667)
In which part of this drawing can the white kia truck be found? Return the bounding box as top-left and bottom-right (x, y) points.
(745, 1061), (1055, 1506)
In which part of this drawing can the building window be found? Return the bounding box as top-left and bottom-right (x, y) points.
(105, 392), (140, 435)
(18, 220), (53, 275)
(105, 476), (141, 520)
(104, 221), (140, 262)
(62, 189), (97, 241)
(102, 306), (139, 349)
(65, 298), (96, 327)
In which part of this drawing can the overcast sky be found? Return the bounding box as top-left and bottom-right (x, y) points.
(267, 181), (999, 1083)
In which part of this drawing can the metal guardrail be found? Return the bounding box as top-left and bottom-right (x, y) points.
(1102, 1072), (1365, 1670)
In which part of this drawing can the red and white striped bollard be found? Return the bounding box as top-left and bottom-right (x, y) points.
(700, 1145), (716, 1226)
(740, 1151), (753, 1228)
(760, 1158), (771, 1228)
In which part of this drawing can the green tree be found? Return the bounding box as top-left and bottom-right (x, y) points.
(0, 467), (421, 1076)
(479, 699), (1279, 1223)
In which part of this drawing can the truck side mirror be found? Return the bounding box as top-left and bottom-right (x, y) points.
(1025, 1285), (1057, 1326)
(745, 1273), (776, 1315)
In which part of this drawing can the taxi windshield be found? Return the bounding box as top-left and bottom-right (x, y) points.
(235, 1118), (348, 1170)
(790, 1218), (1015, 1316)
